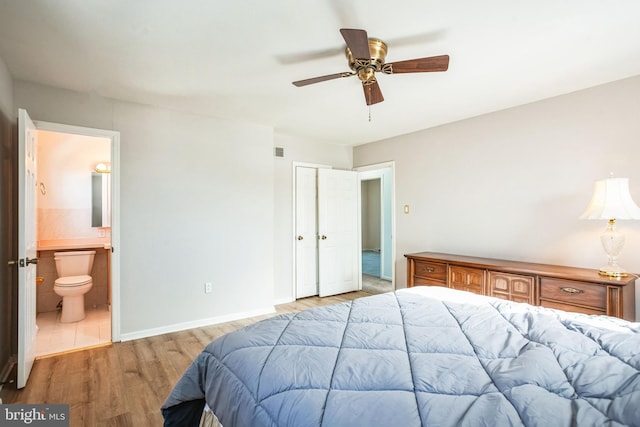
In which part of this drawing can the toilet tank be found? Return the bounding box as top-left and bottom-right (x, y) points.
(54, 250), (96, 277)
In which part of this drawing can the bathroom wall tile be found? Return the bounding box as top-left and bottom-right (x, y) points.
(84, 249), (109, 308)
(36, 251), (62, 312)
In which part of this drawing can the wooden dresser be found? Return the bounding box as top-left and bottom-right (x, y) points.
(405, 252), (637, 321)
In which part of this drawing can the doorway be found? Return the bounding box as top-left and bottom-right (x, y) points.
(34, 129), (112, 356)
(26, 118), (119, 359)
(357, 164), (394, 294)
(18, 111), (120, 387)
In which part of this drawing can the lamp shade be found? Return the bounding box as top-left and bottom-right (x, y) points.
(580, 177), (640, 220)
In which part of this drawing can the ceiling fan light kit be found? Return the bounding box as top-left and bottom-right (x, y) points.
(292, 28), (449, 106)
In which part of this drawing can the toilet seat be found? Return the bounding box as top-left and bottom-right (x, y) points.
(54, 275), (92, 287)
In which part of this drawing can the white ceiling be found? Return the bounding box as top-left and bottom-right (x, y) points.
(1, 0), (639, 146)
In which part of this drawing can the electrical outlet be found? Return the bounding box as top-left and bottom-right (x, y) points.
(205, 282), (213, 293)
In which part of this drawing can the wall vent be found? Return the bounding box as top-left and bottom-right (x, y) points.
(274, 146), (285, 158)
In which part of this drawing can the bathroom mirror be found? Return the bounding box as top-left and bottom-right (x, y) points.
(91, 172), (110, 227)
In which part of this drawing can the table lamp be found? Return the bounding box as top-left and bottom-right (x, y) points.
(580, 175), (640, 277)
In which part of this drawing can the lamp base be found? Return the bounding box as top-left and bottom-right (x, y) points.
(598, 219), (628, 278)
(598, 265), (628, 278)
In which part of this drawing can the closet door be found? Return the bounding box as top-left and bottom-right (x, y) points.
(318, 168), (359, 297)
(295, 167), (319, 298)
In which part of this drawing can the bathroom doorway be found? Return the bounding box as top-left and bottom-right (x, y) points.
(32, 122), (119, 357)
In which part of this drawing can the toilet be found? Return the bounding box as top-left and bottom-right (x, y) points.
(53, 250), (95, 323)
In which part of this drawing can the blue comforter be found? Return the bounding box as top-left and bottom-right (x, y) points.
(162, 287), (640, 426)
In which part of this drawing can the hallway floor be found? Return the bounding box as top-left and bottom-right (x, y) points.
(362, 274), (393, 294)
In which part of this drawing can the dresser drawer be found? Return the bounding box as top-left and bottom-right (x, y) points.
(413, 277), (448, 287)
(540, 278), (606, 311)
(413, 260), (447, 282)
(540, 300), (605, 316)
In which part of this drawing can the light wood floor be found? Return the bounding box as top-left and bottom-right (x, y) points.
(1, 291), (369, 426)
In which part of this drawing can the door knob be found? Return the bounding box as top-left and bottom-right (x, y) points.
(297, 235), (303, 240)
(19, 257), (38, 267)
(321, 235), (327, 240)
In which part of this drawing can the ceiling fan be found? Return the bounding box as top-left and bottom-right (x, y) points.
(292, 28), (450, 106)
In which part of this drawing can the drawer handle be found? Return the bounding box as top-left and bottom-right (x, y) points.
(422, 267), (436, 273)
(560, 287), (584, 295)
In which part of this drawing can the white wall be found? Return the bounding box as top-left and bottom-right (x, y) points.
(13, 73), (640, 332)
(272, 132), (352, 303)
(15, 81), (276, 336)
(361, 179), (381, 250)
(354, 75), (640, 319)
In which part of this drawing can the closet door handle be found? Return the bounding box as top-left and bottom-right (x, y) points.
(320, 235), (327, 240)
(297, 235), (303, 240)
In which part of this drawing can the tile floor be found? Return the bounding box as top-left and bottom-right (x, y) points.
(35, 305), (111, 357)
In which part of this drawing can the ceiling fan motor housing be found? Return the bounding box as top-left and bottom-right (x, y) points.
(346, 38), (388, 84)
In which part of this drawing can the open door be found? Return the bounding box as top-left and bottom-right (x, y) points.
(318, 168), (359, 297)
(17, 108), (38, 388)
(295, 167), (319, 298)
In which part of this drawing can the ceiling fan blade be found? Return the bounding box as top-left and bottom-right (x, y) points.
(340, 28), (370, 59)
(292, 72), (353, 87)
(276, 30), (445, 65)
(363, 81), (384, 106)
(276, 46), (345, 65)
(385, 30), (445, 49)
(385, 55), (449, 74)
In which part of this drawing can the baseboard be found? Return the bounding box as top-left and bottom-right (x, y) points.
(119, 305), (276, 342)
(273, 296), (295, 305)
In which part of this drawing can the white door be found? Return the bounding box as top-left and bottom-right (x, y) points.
(295, 167), (319, 298)
(17, 108), (38, 389)
(318, 168), (359, 297)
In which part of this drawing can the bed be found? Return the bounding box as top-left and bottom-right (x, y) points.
(162, 286), (640, 427)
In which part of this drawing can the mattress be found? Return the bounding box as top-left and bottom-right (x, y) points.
(162, 286), (640, 426)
